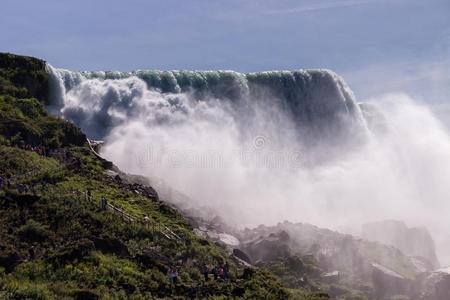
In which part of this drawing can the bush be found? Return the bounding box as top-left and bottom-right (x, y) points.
(187, 266), (202, 281)
(3, 280), (52, 300)
(14, 260), (49, 282)
(17, 219), (51, 242)
(14, 98), (45, 119)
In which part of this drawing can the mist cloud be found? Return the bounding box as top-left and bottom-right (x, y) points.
(50, 67), (450, 265)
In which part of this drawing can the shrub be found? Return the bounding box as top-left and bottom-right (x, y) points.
(187, 266), (202, 282)
(17, 219), (51, 242)
(15, 260), (47, 280)
(3, 280), (52, 300)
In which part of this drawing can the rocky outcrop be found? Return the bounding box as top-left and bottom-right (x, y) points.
(103, 169), (159, 201)
(240, 230), (291, 264)
(236, 221), (427, 299)
(416, 271), (450, 300)
(370, 262), (415, 299)
(361, 220), (440, 269)
(0, 53), (49, 102)
(233, 249), (252, 264)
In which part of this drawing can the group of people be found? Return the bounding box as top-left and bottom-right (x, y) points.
(31, 145), (46, 156)
(19, 143), (47, 156)
(20, 143), (73, 163)
(166, 261), (231, 287)
(201, 261), (230, 281)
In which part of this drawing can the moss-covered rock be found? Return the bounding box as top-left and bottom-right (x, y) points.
(0, 53), (48, 102)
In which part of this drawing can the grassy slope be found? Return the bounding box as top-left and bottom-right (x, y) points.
(0, 145), (286, 299)
(0, 53), (330, 299)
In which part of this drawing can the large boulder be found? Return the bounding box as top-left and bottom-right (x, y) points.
(240, 230), (291, 263)
(233, 248), (252, 264)
(371, 262), (415, 299)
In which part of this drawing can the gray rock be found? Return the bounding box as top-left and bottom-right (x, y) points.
(361, 220), (439, 270)
(416, 271), (450, 300)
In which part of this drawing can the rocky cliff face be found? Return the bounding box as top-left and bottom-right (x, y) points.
(219, 221), (445, 299)
(362, 220), (440, 269)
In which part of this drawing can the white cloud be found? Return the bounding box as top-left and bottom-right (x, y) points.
(263, 0), (377, 15)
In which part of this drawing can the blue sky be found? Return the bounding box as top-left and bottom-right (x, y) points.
(1, 0), (450, 101)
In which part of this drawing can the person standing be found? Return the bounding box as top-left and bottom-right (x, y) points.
(218, 264), (224, 279)
(167, 267), (175, 285)
(224, 261), (230, 279)
(173, 267), (179, 284)
(212, 265), (218, 280)
(201, 263), (209, 281)
(100, 197), (107, 210)
(167, 266), (179, 286)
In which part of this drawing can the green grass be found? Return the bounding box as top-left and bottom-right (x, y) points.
(0, 95), (86, 149)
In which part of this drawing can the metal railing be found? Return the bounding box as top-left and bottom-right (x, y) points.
(1, 146), (183, 243)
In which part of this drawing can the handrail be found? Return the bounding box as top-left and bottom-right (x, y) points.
(102, 201), (182, 241)
(1, 147), (183, 243)
(105, 202), (136, 222)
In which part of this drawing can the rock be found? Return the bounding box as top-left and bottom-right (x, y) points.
(240, 230), (291, 263)
(362, 220), (439, 269)
(415, 272), (450, 300)
(103, 170), (159, 201)
(205, 230), (240, 247)
(371, 263), (414, 298)
(233, 248), (252, 264)
(218, 233), (240, 246)
(322, 271), (340, 284)
(237, 221), (422, 299)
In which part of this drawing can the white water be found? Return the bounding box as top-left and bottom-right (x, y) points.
(47, 65), (450, 265)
